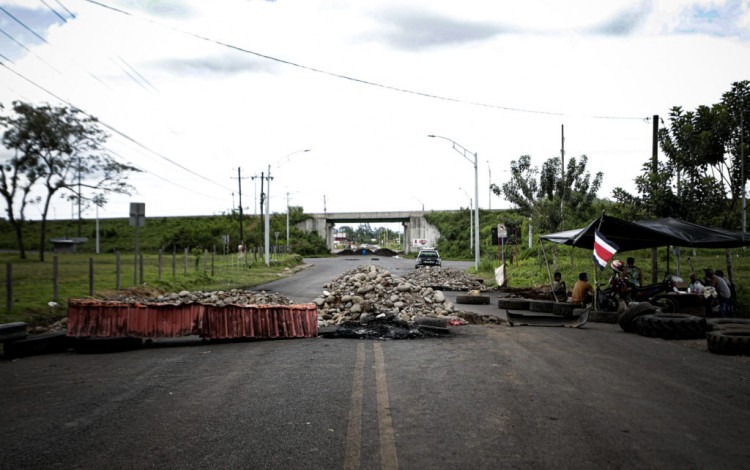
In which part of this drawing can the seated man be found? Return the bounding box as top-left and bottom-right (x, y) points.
(550, 271), (567, 301)
(571, 272), (594, 306)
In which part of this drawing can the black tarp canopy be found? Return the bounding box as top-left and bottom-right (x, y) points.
(540, 215), (750, 251)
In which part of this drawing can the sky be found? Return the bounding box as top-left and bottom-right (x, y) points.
(0, 0), (749, 224)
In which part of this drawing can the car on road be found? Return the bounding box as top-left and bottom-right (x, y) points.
(415, 249), (441, 268)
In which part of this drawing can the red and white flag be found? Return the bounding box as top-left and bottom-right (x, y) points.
(593, 230), (619, 269)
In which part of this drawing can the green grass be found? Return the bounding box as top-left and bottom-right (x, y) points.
(0, 251), (306, 327)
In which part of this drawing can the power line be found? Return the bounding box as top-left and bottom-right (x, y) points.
(82, 0), (647, 121)
(39, 0), (68, 23)
(0, 61), (231, 193)
(0, 5), (49, 44)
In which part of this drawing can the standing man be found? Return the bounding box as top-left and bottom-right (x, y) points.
(705, 268), (732, 317)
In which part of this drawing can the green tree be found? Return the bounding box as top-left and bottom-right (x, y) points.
(492, 154), (602, 233)
(0, 101), (140, 260)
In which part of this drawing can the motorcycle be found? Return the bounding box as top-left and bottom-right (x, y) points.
(596, 275), (680, 312)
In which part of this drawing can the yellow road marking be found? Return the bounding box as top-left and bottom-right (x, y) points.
(343, 342), (365, 470)
(374, 342), (399, 470)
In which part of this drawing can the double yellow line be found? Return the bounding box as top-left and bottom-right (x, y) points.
(343, 342), (399, 470)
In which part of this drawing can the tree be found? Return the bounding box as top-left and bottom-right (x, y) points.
(0, 101), (140, 260)
(492, 154), (602, 233)
(612, 81), (750, 229)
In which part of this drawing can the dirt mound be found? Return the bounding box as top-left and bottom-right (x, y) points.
(373, 248), (398, 257)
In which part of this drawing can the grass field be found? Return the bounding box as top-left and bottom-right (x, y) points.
(0, 250), (306, 326)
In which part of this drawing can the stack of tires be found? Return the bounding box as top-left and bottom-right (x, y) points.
(617, 302), (750, 356)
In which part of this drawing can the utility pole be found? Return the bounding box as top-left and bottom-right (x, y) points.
(231, 168), (249, 247)
(651, 115), (659, 284)
(487, 160), (492, 210)
(265, 165), (273, 266)
(560, 124), (565, 231)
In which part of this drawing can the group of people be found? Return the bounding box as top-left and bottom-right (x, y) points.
(551, 257), (643, 306)
(550, 257), (735, 317)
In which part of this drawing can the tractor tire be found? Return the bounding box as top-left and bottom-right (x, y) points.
(456, 295), (491, 305)
(618, 302), (656, 333)
(707, 318), (750, 332)
(706, 330), (750, 355)
(527, 300), (555, 313)
(635, 313), (707, 340)
(497, 298), (530, 310)
(552, 302), (578, 316)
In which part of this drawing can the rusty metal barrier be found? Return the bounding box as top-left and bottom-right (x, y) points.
(67, 299), (318, 339)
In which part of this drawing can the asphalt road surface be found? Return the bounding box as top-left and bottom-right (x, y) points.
(1, 256), (749, 469)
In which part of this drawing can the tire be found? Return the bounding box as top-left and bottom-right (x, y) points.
(706, 330), (750, 355)
(3, 332), (69, 359)
(527, 300), (554, 313)
(618, 302), (656, 333)
(497, 298), (530, 310)
(0, 322), (28, 342)
(707, 318), (750, 332)
(650, 296), (679, 313)
(456, 295), (490, 305)
(552, 302), (578, 316)
(636, 313), (707, 340)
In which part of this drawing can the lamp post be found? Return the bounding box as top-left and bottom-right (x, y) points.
(266, 149), (310, 265)
(428, 134), (480, 270)
(459, 187), (473, 253)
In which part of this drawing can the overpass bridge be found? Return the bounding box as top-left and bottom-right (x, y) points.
(296, 211), (445, 254)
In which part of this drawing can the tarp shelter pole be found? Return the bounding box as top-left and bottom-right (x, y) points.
(539, 238), (560, 301)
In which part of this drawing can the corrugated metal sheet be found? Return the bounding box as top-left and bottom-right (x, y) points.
(67, 299), (318, 339)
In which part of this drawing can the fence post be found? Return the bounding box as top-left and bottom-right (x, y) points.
(6, 263), (12, 311)
(139, 254), (144, 284)
(158, 249), (163, 281)
(184, 247), (188, 275)
(53, 256), (59, 302)
(204, 249), (208, 273)
(116, 251), (121, 290)
(212, 245), (215, 276)
(172, 246), (176, 279)
(89, 257), (94, 296)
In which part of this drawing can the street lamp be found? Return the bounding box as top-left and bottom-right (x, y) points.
(459, 187), (473, 252)
(741, 110), (748, 237)
(266, 149), (310, 265)
(428, 134), (480, 270)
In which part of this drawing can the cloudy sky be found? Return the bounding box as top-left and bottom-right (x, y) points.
(0, 0), (749, 223)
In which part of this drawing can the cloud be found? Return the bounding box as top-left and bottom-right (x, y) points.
(114, 0), (194, 19)
(0, 3), (61, 60)
(367, 9), (507, 50)
(590, 0), (653, 35)
(154, 53), (276, 76)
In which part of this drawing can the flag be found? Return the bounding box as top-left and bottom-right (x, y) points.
(593, 230), (619, 269)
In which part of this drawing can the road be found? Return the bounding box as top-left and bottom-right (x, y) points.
(1, 256), (749, 469)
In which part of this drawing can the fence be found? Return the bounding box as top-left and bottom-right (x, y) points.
(0, 246), (278, 314)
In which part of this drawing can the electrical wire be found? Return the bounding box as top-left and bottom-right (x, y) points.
(0, 61), (232, 193)
(82, 0), (648, 121)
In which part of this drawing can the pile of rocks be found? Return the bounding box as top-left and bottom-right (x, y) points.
(402, 266), (486, 291)
(314, 264), (464, 327)
(97, 289), (294, 307)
